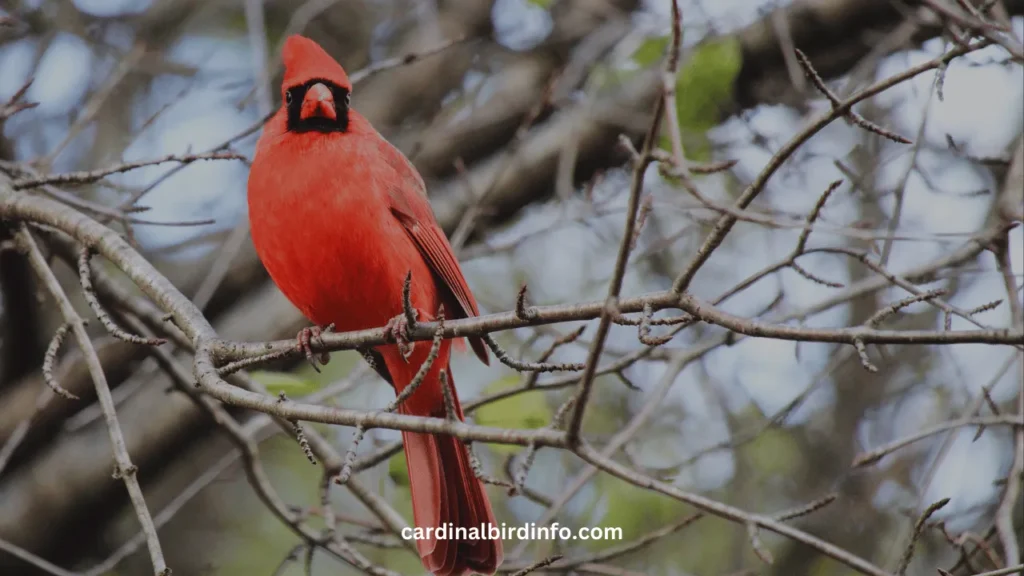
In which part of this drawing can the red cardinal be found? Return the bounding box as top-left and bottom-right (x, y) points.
(247, 35), (502, 576)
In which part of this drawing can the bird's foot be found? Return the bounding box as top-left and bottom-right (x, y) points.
(384, 312), (417, 362)
(296, 323), (334, 372)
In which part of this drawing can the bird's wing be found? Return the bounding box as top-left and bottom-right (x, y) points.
(381, 139), (490, 365)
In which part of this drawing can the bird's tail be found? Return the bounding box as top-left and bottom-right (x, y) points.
(398, 368), (503, 576)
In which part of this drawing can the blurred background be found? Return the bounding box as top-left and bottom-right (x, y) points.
(0, 0), (1022, 575)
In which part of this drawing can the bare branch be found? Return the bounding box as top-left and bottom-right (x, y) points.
(671, 41), (989, 294)
(565, 21), (671, 443)
(14, 225), (169, 576)
(0, 536), (76, 576)
(78, 247), (166, 346)
(896, 498), (950, 576)
(11, 152), (246, 190)
(852, 415), (1024, 467)
(42, 323), (78, 400)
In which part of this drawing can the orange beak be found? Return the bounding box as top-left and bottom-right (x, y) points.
(300, 82), (336, 121)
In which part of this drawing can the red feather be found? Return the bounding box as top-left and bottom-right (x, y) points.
(247, 35), (501, 576)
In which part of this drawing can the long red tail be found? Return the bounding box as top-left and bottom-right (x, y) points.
(389, 346), (502, 576)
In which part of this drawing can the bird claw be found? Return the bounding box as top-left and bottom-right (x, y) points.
(385, 313), (416, 362)
(296, 324), (333, 372)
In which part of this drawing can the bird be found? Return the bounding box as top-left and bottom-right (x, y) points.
(246, 35), (503, 576)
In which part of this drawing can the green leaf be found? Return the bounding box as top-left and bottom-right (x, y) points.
(631, 35), (670, 68)
(587, 475), (687, 551)
(249, 371), (321, 396)
(527, 0), (555, 8)
(672, 37), (743, 161)
(474, 374), (552, 454)
(675, 37), (743, 131)
(294, 350), (363, 386)
(744, 427), (800, 476)
(388, 452), (410, 487)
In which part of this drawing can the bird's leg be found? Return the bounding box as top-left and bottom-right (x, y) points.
(384, 311), (417, 361)
(296, 323), (334, 372)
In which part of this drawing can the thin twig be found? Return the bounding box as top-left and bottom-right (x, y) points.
(515, 395), (576, 496)
(78, 247), (166, 346)
(335, 308), (446, 486)
(0, 77), (38, 122)
(993, 229), (1024, 567)
(15, 225), (169, 575)
(566, 81), (668, 444)
(895, 498), (949, 575)
(747, 522), (774, 565)
(794, 48), (912, 145)
(509, 555), (564, 576)
(852, 415), (1024, 467)
(524, 326), (586, 389)
(774, 493), (838, 522)
(12, 152), (246, 190)
(42, 323), (78, 400)
(516, 284), (538, 320)
(867, 289), (947, 327)
(0, 536), (77, 576)
(83, 450), (240, 576)
(39, 44), (146, 167)
(963, 565), (1024, 576)
(574, 442), (892, 576)
(349, 36), (473, 84)
(671, 41), (988, 294)
(483, 333), (586, 373)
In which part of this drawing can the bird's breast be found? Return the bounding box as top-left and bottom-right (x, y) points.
(248, 145), (435, 331)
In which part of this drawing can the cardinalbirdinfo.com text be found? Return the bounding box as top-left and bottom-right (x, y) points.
(402, 523), (623, 542)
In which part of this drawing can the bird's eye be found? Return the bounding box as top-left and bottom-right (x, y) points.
(285, 90), (293, 105)
(345, 91), (351, 107)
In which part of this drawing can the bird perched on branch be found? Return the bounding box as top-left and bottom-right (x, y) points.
(246, 34), (502, 576)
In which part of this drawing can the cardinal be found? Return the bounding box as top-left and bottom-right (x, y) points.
(246, 35), (502, 576)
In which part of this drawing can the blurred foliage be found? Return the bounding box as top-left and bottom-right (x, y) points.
(251, 349), (361, 394)
(388, 451), (410, 487)
(222, 436), (323, 575)
(250, 370), (322, 396)
(631, 35), (671, 68)
(587, 475), (687, 548)
(669, 37), (743, 160)
(742, 425), (801, 477)
(674, 37), (742, 132)
(628, 33), (744, 161)
(474, 374), (553, 455)
(295, 350), (363, 385)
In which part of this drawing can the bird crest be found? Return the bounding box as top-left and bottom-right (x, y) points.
(281, 35), (352, 94)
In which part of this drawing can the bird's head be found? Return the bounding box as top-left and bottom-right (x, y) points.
(280, 35), (352, 133)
